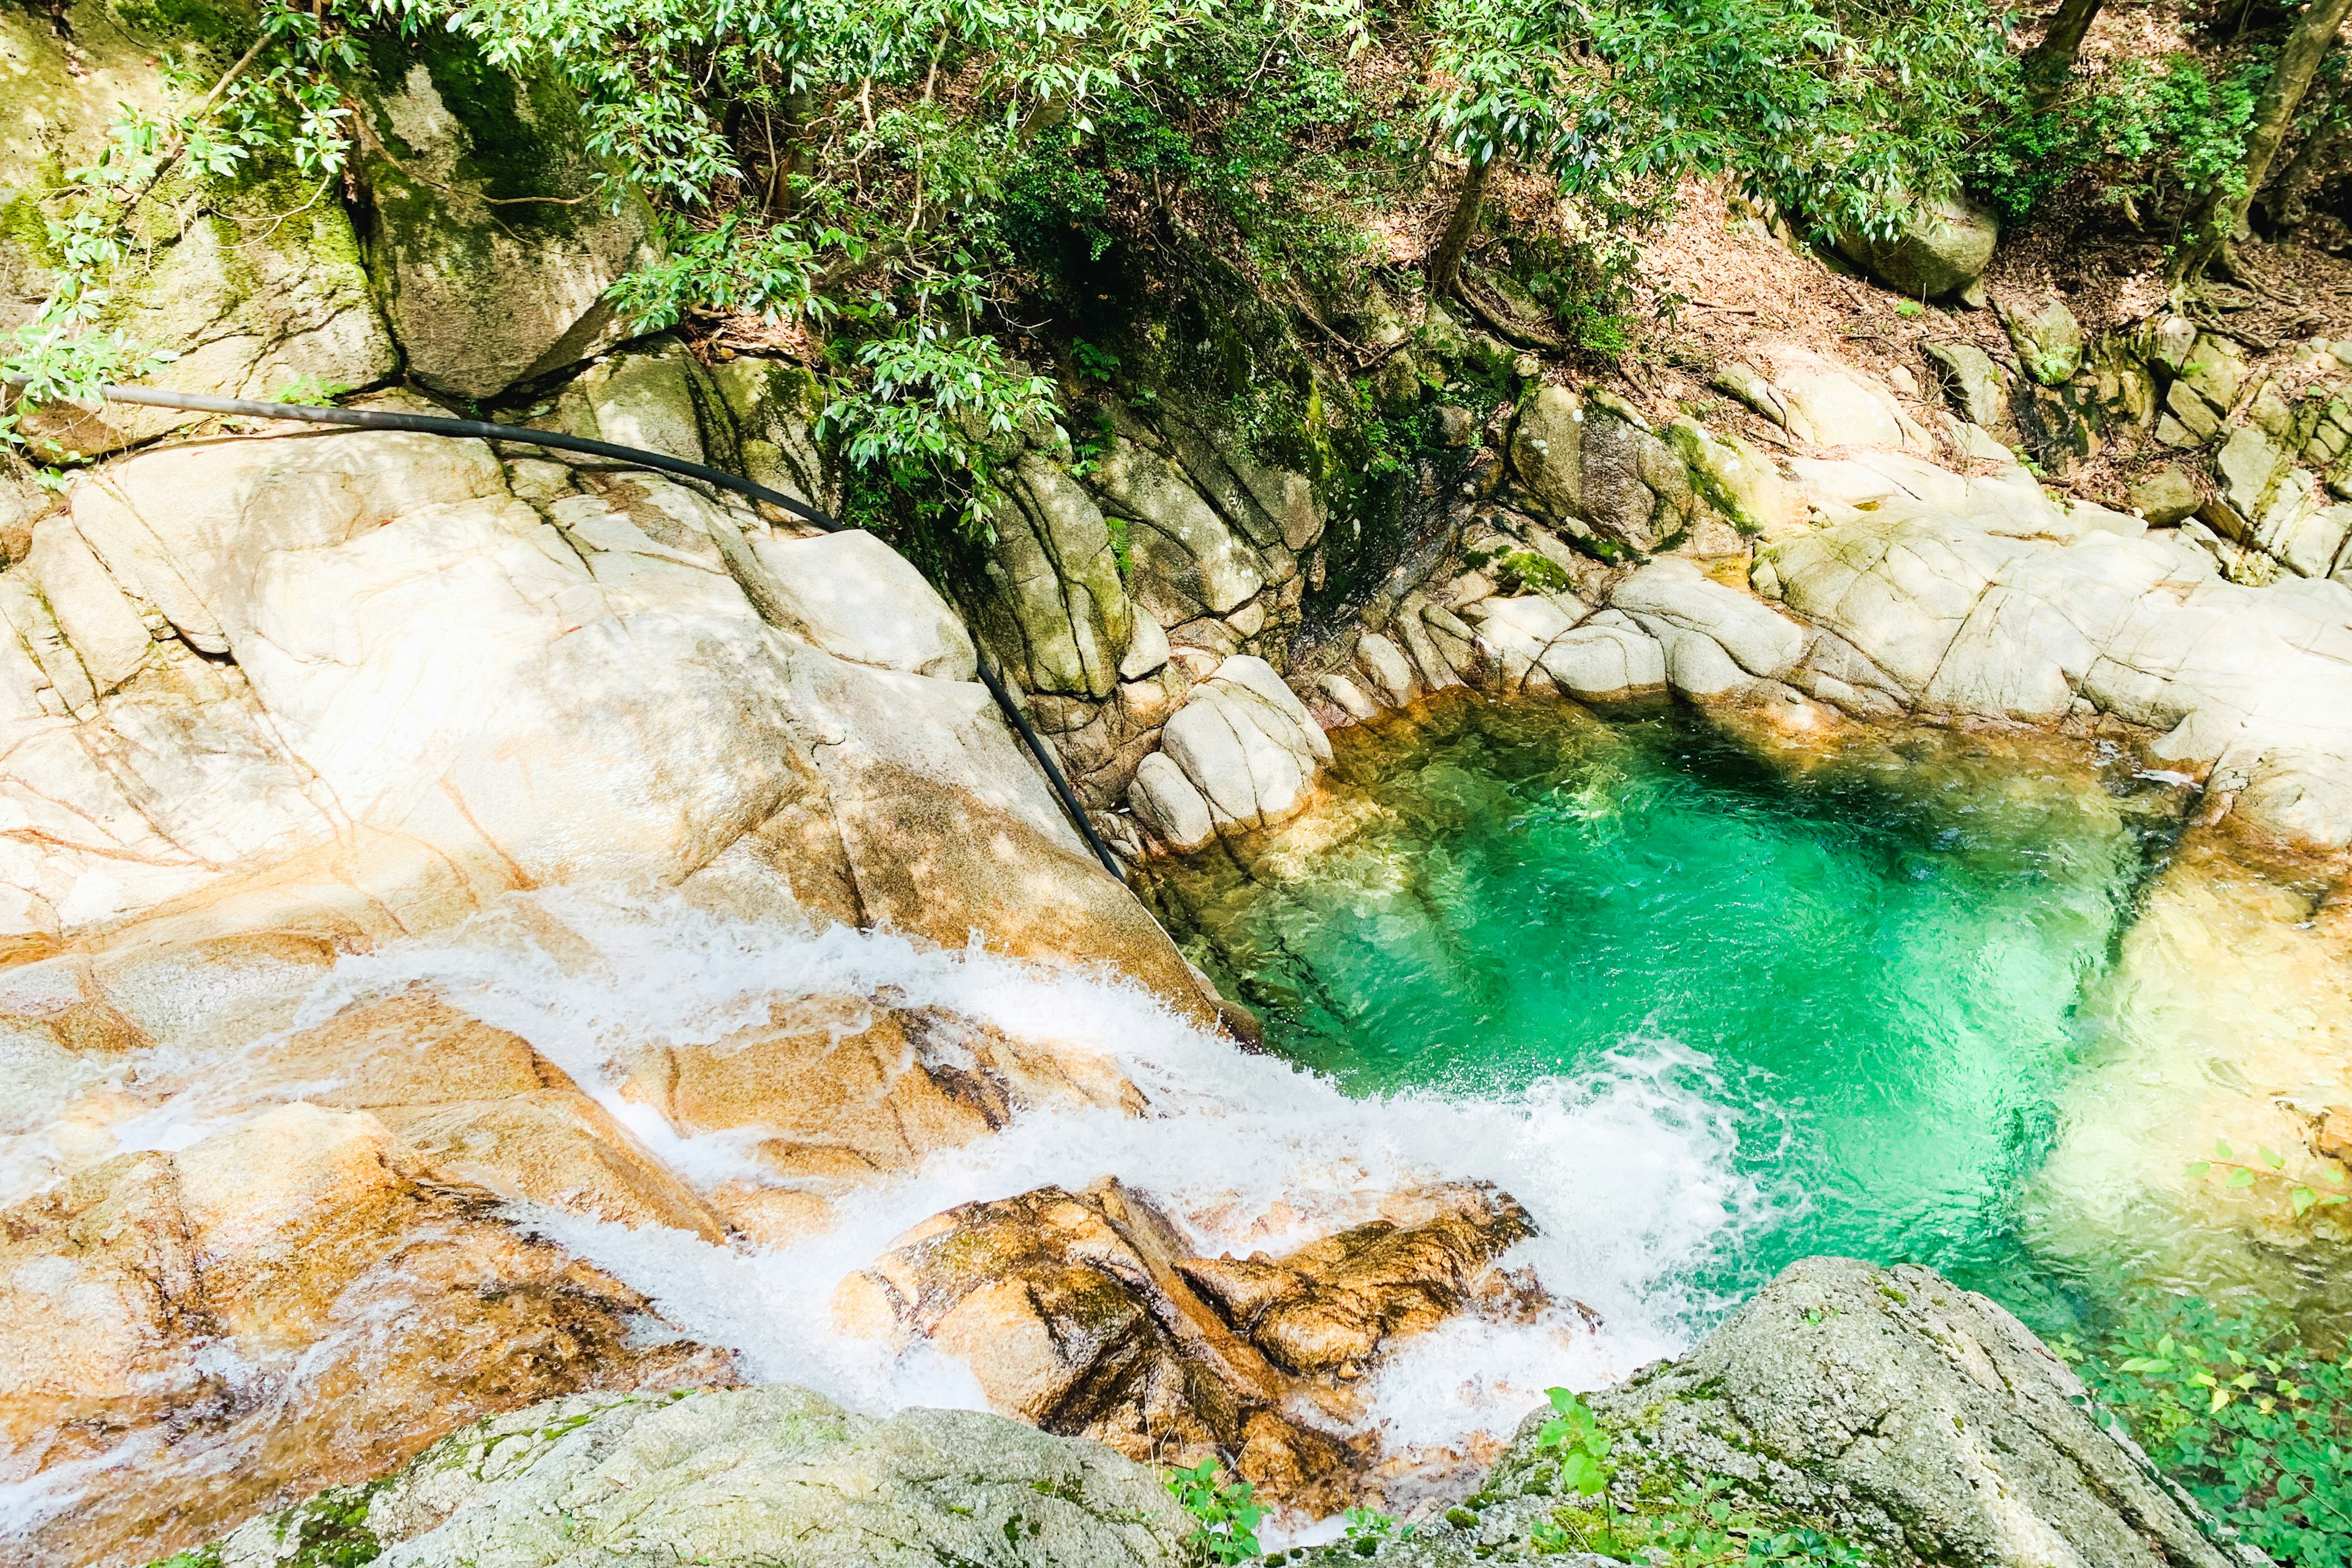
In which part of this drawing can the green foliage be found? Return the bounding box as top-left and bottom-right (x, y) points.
(1340, 1504), (1402, 1550)
(1166, 1459), (1268, 1565)
(145, 1481), (383, 1568)
(997, 1), (1385, 301)
(2067, 1297), (2352, 1568)
(1524, 1390), (1878, 1566)
(1468, 545), (1580, 595)
(1425, 0), (2010, 241)
(0, 0), (427, 457)
(273, 375), (354, 406)
(816, 325), (1060, 538)
(1960, 54), (2264, 224)
(2184, 1137), (2352, 1221)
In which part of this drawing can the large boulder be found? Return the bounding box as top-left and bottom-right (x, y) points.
(982, 450), (1135, 698)
(17, 412), (1205, 1011)
(1340, 1258), (2246, 1568)
(1831, 192), (2000, 304)
(1461, 593), (1668, 703)
(1144, 654), (1331, 840)
(1507, 386), (1588, 526)
(1575, 399), (1706, 554)
(1749, 343), (1934, 453)
(355, 32), (659, 401)
(1762, 483), (2352, 844)
(1509, 388), (1715, 556)
(195, 1385), (1194, 1568)
(0, 6), (399, 459)
(1926, 342), (2016, 434)
(1665, 417), (1801, 537)
(1609, 559), (1807, 687)
(1091, 437), (1267, 623)
(707, 356), (840, 514)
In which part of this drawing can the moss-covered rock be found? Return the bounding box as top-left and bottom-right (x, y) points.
(1831, 192), (1999, 305)
(1315, 1258), (2251, 1568)
(353, 29), (656, 401)
(0, 2), (398, 458)
(168, 1385), (1191, 1568)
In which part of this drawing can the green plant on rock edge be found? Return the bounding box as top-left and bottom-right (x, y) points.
(2064, 1297), (2352, 1568)
(1525, 1389), (1879, 1566)
(1167, 1458), (1269, 1565)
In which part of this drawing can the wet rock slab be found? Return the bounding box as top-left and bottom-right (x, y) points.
(834, 1177), (1545, 1512)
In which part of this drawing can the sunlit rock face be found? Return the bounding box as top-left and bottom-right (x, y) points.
(0, 415), (1199, 1012)
(0, 411), (1250, 1562)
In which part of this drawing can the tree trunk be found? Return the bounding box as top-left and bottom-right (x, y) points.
(1427, 155), (1494, 300)
(2174, 0), (2352, 283)
(2258, 68), (2348, 230)
(2021, 0), (2106, 110)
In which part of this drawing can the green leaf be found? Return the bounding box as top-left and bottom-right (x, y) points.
(2227, 1168), (2258, 1188)
(2292, 1186), (2318, 1215)
(2261, 1145), (2287, 1170)
(2185, 1161), (2212, 1179)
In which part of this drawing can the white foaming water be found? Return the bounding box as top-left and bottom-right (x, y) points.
(9, 888), (1775, 1533)
(328, 892), (1767, 1457)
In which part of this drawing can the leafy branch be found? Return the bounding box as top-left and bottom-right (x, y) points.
(2185, 1137), (2351, 1220)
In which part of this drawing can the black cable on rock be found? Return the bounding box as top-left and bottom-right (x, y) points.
(65, 383), (1130, 884)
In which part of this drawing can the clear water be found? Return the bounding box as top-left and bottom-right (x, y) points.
(1153, 694), (2190, 1318)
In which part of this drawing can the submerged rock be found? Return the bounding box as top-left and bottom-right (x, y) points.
(1328, 1257), (2251, 1568)
(196, 1384), (1192, 1567)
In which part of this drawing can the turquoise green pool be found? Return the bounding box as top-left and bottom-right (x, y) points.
(1153, 694), (2191, 1318)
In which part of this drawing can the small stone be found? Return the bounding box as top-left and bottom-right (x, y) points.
(2002, 298), (2083, 386)
(1924, 343), (2011, 431)
(2127, 466), (2201, 526)
(1317, 673), (1380, 720)
(1355, 631), (1417, 707)
(1436, 405), (1477, 447)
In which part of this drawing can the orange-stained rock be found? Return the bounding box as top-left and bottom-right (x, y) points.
(375, 1092), (729, 1242)
(835, 1176), (1531, 1513)
(622, 997), (1145, 1243)
(0, 1102), (730, 1568)
(257, 987), (729, 1241)
(1178, 1184), (1541, 1379)
(253, 986), (564, 1105)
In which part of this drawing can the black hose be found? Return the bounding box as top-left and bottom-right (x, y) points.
(70, 383), (1130, 884)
